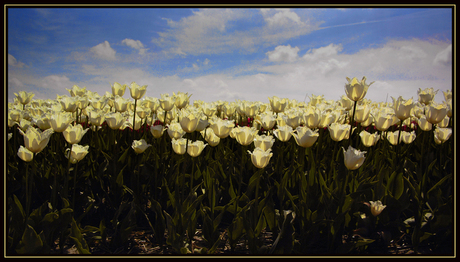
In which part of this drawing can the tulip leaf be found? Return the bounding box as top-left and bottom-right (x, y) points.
(15, 224), (43, 254)
(69, 217), (91, 254)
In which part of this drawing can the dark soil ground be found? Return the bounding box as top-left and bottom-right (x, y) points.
(52, 228), (449, 257)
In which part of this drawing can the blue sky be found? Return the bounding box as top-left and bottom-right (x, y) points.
(7, 6), (453, 104)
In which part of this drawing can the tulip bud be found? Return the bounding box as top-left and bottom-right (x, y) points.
(17, 145), (34, 162)
(248, 147), (273, 169)
(342, 146), (366, 170)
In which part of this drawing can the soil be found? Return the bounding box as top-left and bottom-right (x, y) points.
(53, 228), (444, 257)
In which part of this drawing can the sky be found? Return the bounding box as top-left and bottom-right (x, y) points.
(6, 5), (454, 105)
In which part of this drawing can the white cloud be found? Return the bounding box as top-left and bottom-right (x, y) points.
(153, 9), (321, 56)
(90, 41), (116, 60)
(266, 45), (300, 62)
(8, 54), (26, 68)
(433, 44), (452, 66)
(262, 8), (303, 28)
(302, 43), (342, 60)
(121, 38), (148, 55)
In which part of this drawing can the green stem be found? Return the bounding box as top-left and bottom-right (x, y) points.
(71, 162), (78, 210)
(25, 160), (30, 218)
(348, 101), (357, 148)
(133, 99), (138, 141)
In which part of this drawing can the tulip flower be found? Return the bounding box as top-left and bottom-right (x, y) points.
(386, 131), (401, 146)
(201, 128), (220, 147)
(302, 107), (321, 129)
(254, 134), (275, 151)
(255, 113), (277, 130)
(17, 145), (34, 162)
(171, 138), (187, 155)
(434, 127), (452, 144)
(50, 112), (73, 132)
(167, 122), (186, 140)
(233, 126), (258, 146)
(90, 96), (108, 109)
(354, 105), (370, 123)
(369, 200), (386, 216)
(114, 96), (131, 113)
(317, 111), (336, 129)
(63, 124), (89, 145)
(340, 95), (354, 111)
(195, 116), (209, 132)
(202, 102), (217, 118)
(32, 114), (52, 130)
(400, 130), (416, 144)
(342, 146), (366, 170)
(393, 97), (414, 121)
(88, 109), (106, 126)
(105, 112), (126, 130)
(111, 82), (127, 97)
(173, 91), (192, 109)
(67, 85), (87, 97)
(150, 124), (166, 138)
(328, 122), (352, 142)
(222, 102), (236, 117)
(131, 139), (152, 154)
(210, 118), (235, 139)
(425, 102), (447, 124)
(245, 102), (260, 118)
(344, 76), (374, 102)
(373, 110), (394, 131)
(248, 147), (273, 169)
(128, 82), (147, 100)
(359, 130), (380, 147)
(268, 96), (288, 113)
(60, 96), (78, 113)
(65, 144), (90, 164)
(159, 94), (176, 112)
(18, 119), (33, 132)
(292, 126), (319, 148)
(284, 110), (302, 129)
(179, 108), (201, 133)
(273, 125), (293, 142)
(417, 87), (438, 105)
(309, 94), (324, 107)
(127, 115), (143, 131)
(416, 115), (432, 131)
(187, 140), (207, 157)
(18, 127), (54, 154)
(14, 91), (35, 105)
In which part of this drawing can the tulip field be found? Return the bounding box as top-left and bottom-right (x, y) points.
(6, 78), (454, 255)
